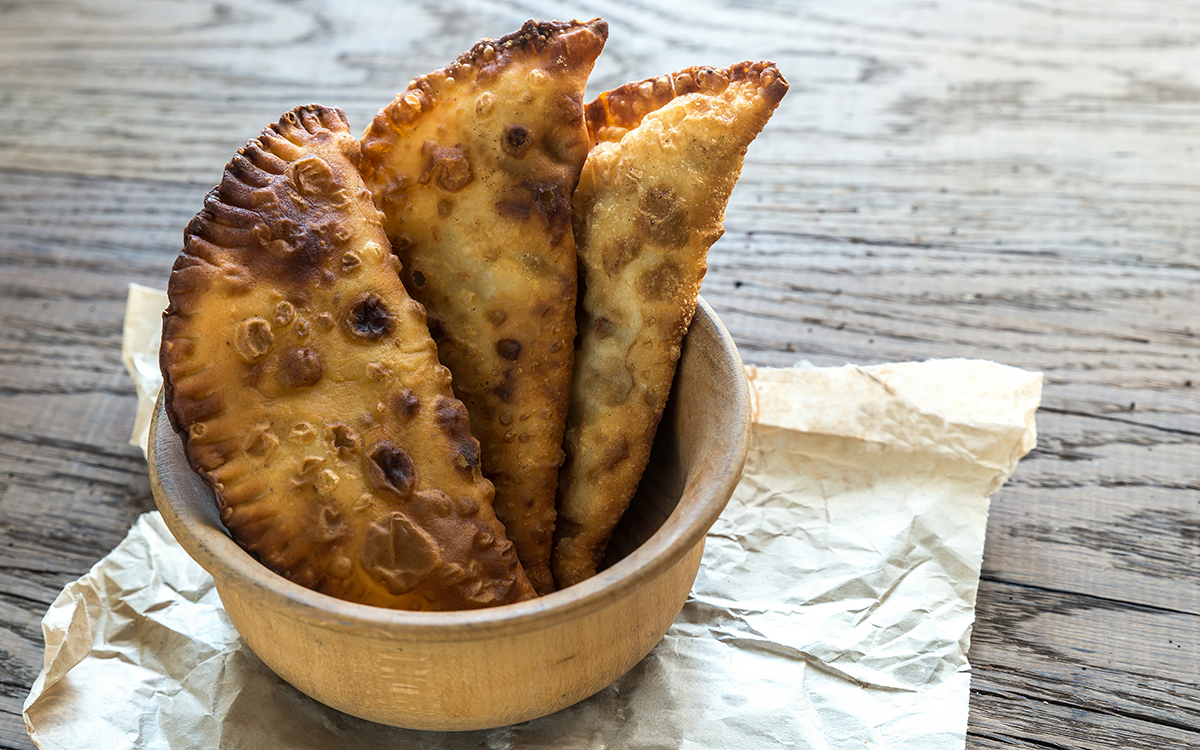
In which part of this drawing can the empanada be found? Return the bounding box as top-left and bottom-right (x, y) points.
(552, 62), (789, 587)
(358, 19), (608, 594)
(160, 104), (536, 610)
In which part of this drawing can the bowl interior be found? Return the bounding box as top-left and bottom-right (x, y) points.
(149, 297), (750, 636)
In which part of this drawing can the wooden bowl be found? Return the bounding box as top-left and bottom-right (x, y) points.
(148, 298), (750, 731)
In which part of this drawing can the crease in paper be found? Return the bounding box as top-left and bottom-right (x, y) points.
(23, 288), (1042, 750)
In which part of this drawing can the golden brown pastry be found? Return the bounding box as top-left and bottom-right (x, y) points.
(160, 104), (536, 610)
(552, 62), (789, 588)
(358, 19), (608, 594)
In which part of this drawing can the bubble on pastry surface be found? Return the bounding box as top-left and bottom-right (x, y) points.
(370, 442), (417, 498)
(345, 292), (396, 340)
(234, 317), (274, 361)
(366, 361), (391, 381)
(419, 140), (473, 192)
(341, 251), (362, 274)
(475, 92), (496, 119)
(317, 468), (340, 494)
(289, 421), (316, 442)
(243, 425), (279, 459)
(327, 554), (353, 579)
(328, 423), (360, 458)
(362, 511), (441, 595)
(486, 309), (507, 328)
(352, 492), (375, 514)
(293, 155), (339, 199)
(279, 346), (324, 389)
(439, 562), (468, 587)
(272, 300), (296, 327)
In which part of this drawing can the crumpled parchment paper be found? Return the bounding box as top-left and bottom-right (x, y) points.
(23, 284), (1042, 749)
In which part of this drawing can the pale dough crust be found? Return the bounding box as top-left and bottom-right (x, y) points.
(160, 104), (536, 610)
(552, 62), (789, 587)
(359, 20), (608, 594)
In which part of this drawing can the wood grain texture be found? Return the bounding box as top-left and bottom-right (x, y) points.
(1, 0), (1197, 748)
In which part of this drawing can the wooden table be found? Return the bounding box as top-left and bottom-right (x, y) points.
(2, 1), (1197, 747)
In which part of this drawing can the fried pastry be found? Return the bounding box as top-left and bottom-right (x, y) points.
(552, 62), (789, 588)
(160, 104), (536, 610)
(358, 19), (608, 594)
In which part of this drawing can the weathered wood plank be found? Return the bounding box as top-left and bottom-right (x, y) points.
(2, 0), (1199, 747)
(968, 578), (1200, 748)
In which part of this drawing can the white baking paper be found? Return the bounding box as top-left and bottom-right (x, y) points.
(23, 291), (1042, 749)
(120, 283), (168, 458)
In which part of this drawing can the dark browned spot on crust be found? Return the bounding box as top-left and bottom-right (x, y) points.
(594, 316), (617, 338)
(390, 230), (414, 253)
(345, 292), (396, 340)
(426, 314), (450, 343)
(495, 338), (522, 361)
(496, 180), (572, 245)
(501, 124), (533, 158)
(361, 511), (440, 595)
(601, 435), (631, 471)
(434, 397), (472, 439)
(394, 388), (421, 420)
(437, 198), (455, 218)
(555, 91), (585, 127)
(434, 397), (481, 473)
(242, 213), (338, 286)
(491, 372), (515, 404)
(278, 347), (324, 389)
(370, 442), (417, 497)
(637, 260), (684, 302)
(419, 140), (473, 192)
(411, 269), (426, 287)
(601, 235), (642, 277)
(328, 423), (360, 458)
(486, 309), (507, 328)
(638, 184), (690, 248)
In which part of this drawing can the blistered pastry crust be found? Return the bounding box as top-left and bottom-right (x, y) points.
(161, 104), (536, 610)
(552, 62), (789, 587)
(358, 19), (608, 594)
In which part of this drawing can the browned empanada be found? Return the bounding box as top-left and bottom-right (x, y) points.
(358, 19), (608, 594)
(160, 104), (536, 610)
(552, 62), (789, 588)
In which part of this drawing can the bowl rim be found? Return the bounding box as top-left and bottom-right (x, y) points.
(149, 297), (750, 642)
